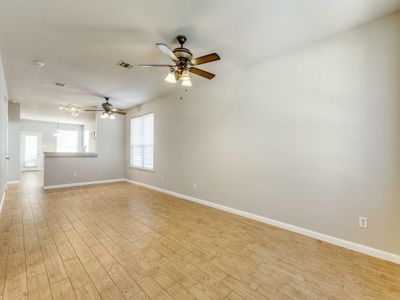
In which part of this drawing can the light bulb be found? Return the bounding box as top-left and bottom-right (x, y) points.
(109, 113), (115, 120)
(59, 105), (64, 110)
(180, 69), (191, 81)
(101, 112), (109, 119)
(181, 79), (192, 87)
(165, 72), (177, 84)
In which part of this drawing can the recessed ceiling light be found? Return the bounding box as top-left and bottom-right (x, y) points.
(32, 60), (45, 68)
(51, 81), (67, 88)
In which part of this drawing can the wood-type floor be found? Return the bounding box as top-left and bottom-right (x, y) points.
(1, 171), (400, 299)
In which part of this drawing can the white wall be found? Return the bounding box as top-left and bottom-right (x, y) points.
(83, 121), (97, 152)
(20, 119), (84, 152)
(44, 112), (125, 186)
(0, 54), (8, 199)
(7, 102), (20, 181)
(126, 13), (400, 255)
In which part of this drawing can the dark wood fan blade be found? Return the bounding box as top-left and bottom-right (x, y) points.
(85, 109), (102, 112)
(191, 53), (220, 65)
(189, 67), (215, 80)
(139, 64), (174, 68)
(113, 111), (127, 115)
(156, 43), (178, 61)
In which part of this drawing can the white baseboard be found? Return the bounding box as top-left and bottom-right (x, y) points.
(125, 179), (400, 265)
(7, 180), (20, 184)
(43, 178), (126, 190)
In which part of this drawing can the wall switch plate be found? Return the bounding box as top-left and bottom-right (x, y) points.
(359, 216), (368, 228)
(193, 183), (197, 190)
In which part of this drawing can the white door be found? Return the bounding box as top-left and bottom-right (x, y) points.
(21, 132), (43, 170)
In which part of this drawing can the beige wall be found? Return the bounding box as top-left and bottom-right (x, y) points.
(126, 13), (400, 255)
(7, 102), (20, 181)
(44, 112), (125, 186)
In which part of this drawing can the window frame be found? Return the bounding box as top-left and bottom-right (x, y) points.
(129, 112), (155, 171)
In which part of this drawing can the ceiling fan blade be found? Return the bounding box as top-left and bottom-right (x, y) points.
(113, 111), (127, 115)
(156, 43), (178, 61)
(111, 108), (125, 112)
(85, 109), (102, 112)
(189, 67), (215, 80)
(191, 53), (220, 66)
(138, 64), (174, 68)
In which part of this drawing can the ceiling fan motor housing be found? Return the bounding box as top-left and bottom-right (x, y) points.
(102, 102), (113, 112)
(173, 47), (193, 65)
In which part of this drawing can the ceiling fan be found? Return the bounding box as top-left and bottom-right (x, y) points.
(85, 97), (126, 119)
(139, 35), (220, 86)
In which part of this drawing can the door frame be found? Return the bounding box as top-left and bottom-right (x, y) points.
(20, 131), (43, 171)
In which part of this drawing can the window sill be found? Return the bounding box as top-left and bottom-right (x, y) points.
(44, 152), (98, 158)
(129, 166), (155, 172)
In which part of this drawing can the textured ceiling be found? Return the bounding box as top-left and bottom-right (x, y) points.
(1, 0), (400, 122)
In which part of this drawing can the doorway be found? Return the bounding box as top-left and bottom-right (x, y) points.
(21, 131), (43, 171)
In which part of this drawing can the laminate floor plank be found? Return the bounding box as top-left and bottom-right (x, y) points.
(1, 171), (399, 300)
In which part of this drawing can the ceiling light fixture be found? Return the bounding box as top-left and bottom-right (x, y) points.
(101, 112), (109, 119)
(165, 72), (177, 84)
(181, 79), (192, 87)
(53, 121), (62, 137)
(59, 104), (81, 117)
(109, 113), (115, 120)
(179, 69), (191, 81)
(179, 69), (192, 86)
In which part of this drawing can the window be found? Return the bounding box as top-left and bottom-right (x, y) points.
(56, 130), (78, 152)
(130, 113), (154, 170)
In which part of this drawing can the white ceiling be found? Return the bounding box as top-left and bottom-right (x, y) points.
(1, 0), (400, 122)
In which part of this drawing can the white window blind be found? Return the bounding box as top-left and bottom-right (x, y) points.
(130, 113), (154, 170)
(56, 130), (78, 152)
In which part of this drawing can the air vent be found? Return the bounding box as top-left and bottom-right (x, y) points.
(51, 81), (67, 88)
(117, 60), (133, 69)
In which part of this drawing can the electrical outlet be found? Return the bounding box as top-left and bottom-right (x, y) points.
(73, 172), (77, 178)
(359, 216), (368, 229)
(193, 183), (197, 190)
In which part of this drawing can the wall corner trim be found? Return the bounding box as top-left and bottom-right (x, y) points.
(124, 179), (400, 265)
(43, 178), (126, 190)
(1, 191), (5, 211)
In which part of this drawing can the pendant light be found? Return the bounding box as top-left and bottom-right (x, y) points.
(53, 121), (62, 137)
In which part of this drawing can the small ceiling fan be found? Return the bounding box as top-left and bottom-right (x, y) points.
(139, 35), (220, 86)
(85, 97), (126, 119)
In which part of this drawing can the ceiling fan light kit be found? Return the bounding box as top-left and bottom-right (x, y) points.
(86, 97), (127, 120)
(139, 35), (220, 87)
(164, 71), (178, 83)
